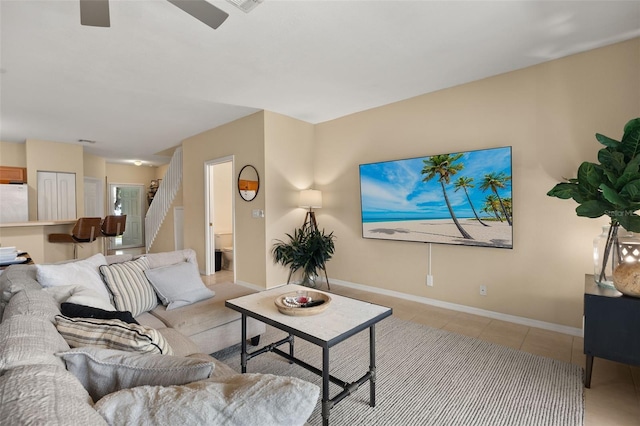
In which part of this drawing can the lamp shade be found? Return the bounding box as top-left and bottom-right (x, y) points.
(299, 189), (322, 209)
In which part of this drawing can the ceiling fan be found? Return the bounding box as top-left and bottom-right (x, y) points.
(79, 0), (243, 30)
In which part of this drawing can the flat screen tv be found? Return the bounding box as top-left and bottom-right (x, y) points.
(359, 146), (512, 249)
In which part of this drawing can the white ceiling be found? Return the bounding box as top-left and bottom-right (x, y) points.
(1, 1), (639, 166)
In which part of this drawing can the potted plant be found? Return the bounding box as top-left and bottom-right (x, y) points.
(272, 224), (336, 288)
(547, 118), (640, 285)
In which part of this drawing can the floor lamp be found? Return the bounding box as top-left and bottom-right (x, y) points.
(299, 189), (331, 290)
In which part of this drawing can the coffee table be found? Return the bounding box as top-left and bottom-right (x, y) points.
(225, 284), (392, 426)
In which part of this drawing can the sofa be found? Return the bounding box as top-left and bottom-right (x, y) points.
(0, 249), (319, 425)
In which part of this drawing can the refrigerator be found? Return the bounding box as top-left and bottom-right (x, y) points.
(0, 184), (29, 223)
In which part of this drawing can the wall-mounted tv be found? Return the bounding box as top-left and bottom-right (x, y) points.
(359, 146), (512, 249)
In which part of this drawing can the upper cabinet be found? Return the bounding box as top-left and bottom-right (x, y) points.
(0, 166), (27, 184)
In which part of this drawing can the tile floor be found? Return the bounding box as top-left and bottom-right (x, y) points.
(208, 270), (639, 424)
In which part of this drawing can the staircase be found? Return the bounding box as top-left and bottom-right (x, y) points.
(145, 147), (182, 252)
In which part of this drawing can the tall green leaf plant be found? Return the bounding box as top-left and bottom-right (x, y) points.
(272, 223), (336, 288)
(547, 118), (640, 282)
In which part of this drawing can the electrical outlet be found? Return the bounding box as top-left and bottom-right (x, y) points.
(426, 275), (433, 287)
(479, 285), (487, 296)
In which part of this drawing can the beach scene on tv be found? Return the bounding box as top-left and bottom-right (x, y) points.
(359, 146), (512, 249)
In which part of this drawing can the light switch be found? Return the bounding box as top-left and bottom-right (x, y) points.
(252, 209), (264, 218)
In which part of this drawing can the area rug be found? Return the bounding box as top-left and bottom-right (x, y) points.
(213, 316), (584, 426)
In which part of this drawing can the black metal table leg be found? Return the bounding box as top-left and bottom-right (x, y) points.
(370, 324), (377, 407)
(289, 333), (294, 364)
(241, 313), (247, 373)
(585, 354), (593, 388)
(322, 346), (330, 426)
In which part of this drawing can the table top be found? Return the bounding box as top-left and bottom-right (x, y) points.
(226, 284), (392, 347)
(584, 274), (623, 297)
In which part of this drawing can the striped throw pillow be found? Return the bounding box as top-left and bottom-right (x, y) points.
(55, 315), (173, 355)
(99, 258), (157, 317)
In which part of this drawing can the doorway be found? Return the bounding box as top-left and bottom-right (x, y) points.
(108, 183), (145, 250)
(204, 156), (234, 276)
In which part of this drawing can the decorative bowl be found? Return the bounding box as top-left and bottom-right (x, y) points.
(274, 291), (331, 316)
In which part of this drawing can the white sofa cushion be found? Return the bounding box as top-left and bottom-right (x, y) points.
(145, 261), (214, 310)
(94, 373), (320, 426)
(36, 253), (111, 302)
(99, 257), (157, 316)
(0, 364), (107, 425)
(1, 288), (61, 322)
(0, 315), (70, 374)
(57, 347), (215, 401)
(43, 284), (116, 311)
(55, 315), (173, 355)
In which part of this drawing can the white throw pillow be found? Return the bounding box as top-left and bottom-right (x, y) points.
(144, 262), (214, 310)
(57, 347), (215, 401)
(43, 285), (116, 311)
(36, 253), (111, 302)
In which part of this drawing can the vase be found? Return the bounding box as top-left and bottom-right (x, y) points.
(300, 272), (319, 288)
(593, 225), (619, 288)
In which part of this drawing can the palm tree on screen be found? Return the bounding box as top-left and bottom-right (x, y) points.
(454, 176), (489, 227)
(483, 195), (503, 222)
(422, 154), (473, 239)
(480, 172), (512, 225)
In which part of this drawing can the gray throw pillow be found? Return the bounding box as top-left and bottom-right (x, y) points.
(57, 347), (215, 401)
(144, 262), (214, 310)
(99, 257), (158, 316)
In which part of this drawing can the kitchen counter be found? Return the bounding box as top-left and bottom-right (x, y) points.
(0, 220), (99, 263)
(0, 220), (75, 228)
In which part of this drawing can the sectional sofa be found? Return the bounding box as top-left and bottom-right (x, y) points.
(0, 249), (319, 425)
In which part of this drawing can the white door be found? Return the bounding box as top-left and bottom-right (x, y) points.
(109, 184), (145, 249)
(84, 177), (104, 218)
(37, 171), (76, 220)
(37, 171), (58, 220)
(204, 156), (234, 276)
(56, 173), (76, 220)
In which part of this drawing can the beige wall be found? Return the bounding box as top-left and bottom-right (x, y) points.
(0, 141), (27, 167)
(182, 112), (266, 285)
(83, 153), (106, 180)
(264, 111), (315, 287)
(313, 38), (640, 328)
(106, 163), (157, 187)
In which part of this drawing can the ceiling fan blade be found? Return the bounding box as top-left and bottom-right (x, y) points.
(80, 0), (111, 27)
(167, 0), (229, 30)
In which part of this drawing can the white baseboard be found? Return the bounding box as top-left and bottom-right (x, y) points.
(235, 280), (268, 292)
(330, 278), (584, 337)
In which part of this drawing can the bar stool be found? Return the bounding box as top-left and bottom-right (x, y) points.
(48, 217), (102, 259)
(101, 215), (127, 254)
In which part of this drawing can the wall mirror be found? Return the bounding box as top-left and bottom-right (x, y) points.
(238, 165), (259, 201)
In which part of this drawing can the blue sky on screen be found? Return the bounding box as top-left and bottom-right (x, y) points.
(360, 147), (512, 222)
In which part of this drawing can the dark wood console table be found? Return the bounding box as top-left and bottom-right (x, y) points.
(583, 275), (640, 388)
